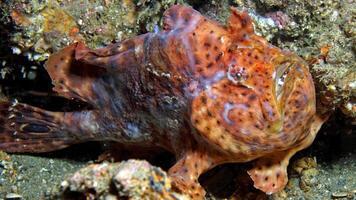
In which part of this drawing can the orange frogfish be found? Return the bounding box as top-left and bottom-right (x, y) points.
(0, 5), (326, 199)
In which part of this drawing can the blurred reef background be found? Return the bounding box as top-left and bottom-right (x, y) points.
(0, 0), (355, 199)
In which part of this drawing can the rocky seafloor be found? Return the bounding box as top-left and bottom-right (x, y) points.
(0, 0), (355, 199)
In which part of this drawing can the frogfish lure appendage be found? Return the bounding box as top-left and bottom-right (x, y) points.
(0, 5), (326, 198)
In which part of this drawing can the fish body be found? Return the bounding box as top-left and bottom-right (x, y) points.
(0, 5), (326, 198)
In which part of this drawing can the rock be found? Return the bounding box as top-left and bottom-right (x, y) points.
(55, 159), (188, 200)
(299, 168), (319, 192)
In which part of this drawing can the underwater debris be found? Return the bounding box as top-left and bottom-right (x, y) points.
(56, 160), (188, 200)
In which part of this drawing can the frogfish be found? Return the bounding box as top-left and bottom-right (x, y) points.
(0, 5), (326, 199)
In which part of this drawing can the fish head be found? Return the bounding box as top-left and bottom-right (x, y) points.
(190, 7), (317, 156)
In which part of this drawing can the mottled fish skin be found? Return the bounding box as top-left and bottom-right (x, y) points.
(0, 5), (326, 199)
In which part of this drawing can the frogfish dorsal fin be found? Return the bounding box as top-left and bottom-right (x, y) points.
(162, 5), (202, 31)
(227, 7), (254, 39)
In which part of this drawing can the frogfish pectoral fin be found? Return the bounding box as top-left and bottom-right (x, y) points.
(247, 151), (289, 194)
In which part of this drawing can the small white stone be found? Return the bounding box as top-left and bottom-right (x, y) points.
(33, 54), (42, 61)
(11, 47), (21, 55)
(95, 6), (104, 12)
(77, 19), (83, 25)
(5, 193), (22, 199)
(60, 180), (69, 188)
(330, 10), (339, 22)
(348, 81), (356, 89)
(345, 102), (352, 111)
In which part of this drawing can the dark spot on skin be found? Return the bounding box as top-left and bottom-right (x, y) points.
(215, 52), (223, 61)
(241, 92), (247, 96)
(206, 126), (211, 131)
(210, 30), (214, 34)
(192, 32), (196, 36)
(295, 100), (301, 108)
(195, 163), (198, 168)
(207, 62), (213, 68)
(276, 172), (280, 178)
(195, 58), (201, 65)
(201, 96), (207, 104)
(191, 185), (195, 189)
(183, 168), (188, 173)
(249, 61), (253, 65)
(254, 55), (259, 60)
(206, 53), (210, 59)
(264, 176), (269, 181)
(241, 18), (248, 26)
(248, 94), (257, 101)
(60, 57), (64, 61)
(223, 84), (227, 88)
(228, 48), (233, 53)
(273, 183), (276, 187)
(220, 135), (225, 139)
(247, 52), (252, 57)
(217, 120), (221, 125)
(59, 79), (64, 84)
(204, 19), (207, 22)
(204, 42), (211, 48)
(207, 110), (212, 117)
(194, 119), (199, 124)
(54, 64), (59, 69)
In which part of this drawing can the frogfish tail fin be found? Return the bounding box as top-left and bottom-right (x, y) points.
(0, 100), (80, 153)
